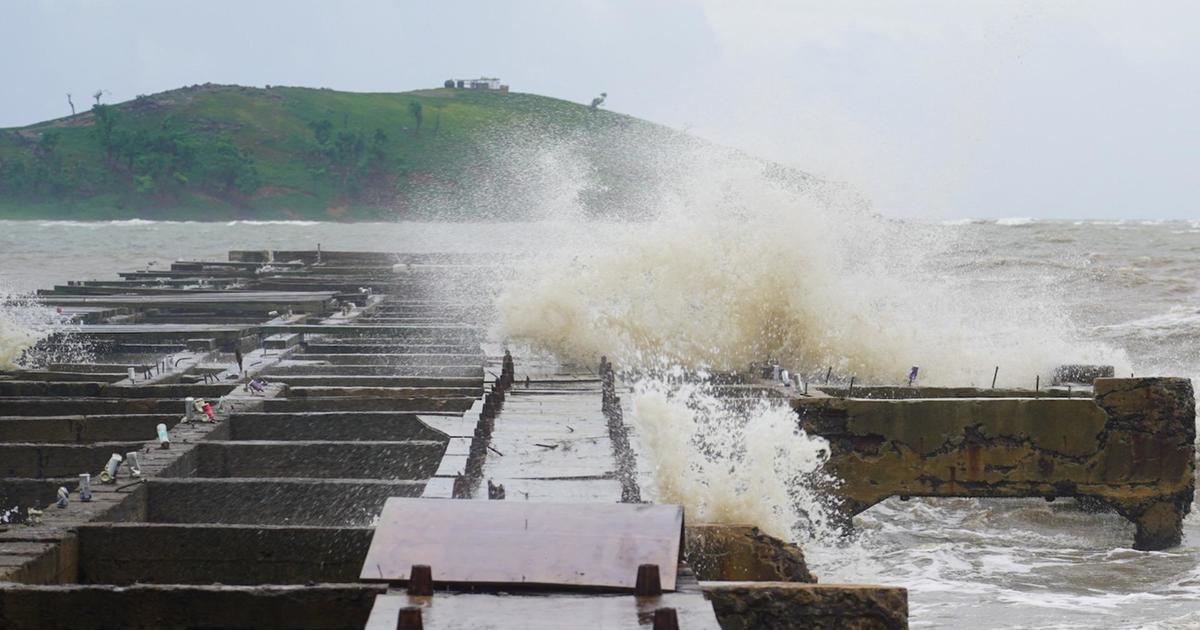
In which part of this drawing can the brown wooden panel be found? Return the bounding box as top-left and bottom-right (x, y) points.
(360, 498), (683, 590)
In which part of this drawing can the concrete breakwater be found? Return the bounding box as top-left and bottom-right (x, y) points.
(794, 378), (1195, 551)
(0, 250), (906, 629)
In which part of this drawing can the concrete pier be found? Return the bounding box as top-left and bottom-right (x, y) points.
(1, 250), (907, 629)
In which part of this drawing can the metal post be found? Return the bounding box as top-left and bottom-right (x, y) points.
(635, 564), (662, 596)
(407, 565), (433, 596)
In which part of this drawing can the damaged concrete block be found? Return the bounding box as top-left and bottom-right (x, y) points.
(702, 582), (907, 630)
(684, 524), (815, 583)
(795, 377), (1195, 550)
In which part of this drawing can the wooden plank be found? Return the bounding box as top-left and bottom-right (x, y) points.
(364, 591), (721, 630)
(360, 499), (683, 590)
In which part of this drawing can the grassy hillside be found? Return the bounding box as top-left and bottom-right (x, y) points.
(0, 84), (674, 220)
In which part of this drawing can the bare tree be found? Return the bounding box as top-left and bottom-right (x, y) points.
(589, 92), (607, 110)
(67, 93), (75, 116)
(92, 89), (106, 105)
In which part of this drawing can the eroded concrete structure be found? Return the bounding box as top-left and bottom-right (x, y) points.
(795, 377), (1195, 550)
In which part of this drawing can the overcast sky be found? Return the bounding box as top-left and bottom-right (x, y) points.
(4, 1), (1198, 219)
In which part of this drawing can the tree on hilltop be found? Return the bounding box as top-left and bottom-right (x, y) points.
(308, 119), (333, 146)
(369, 128), (389, 170)
(408, 101), (423, 133)
(91, 104), (118, 162)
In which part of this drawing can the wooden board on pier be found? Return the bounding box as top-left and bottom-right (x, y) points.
(360, 498), (684, 590)
(364, 591), (722, 630)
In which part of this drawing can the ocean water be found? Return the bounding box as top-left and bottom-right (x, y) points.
(1, 217), (1198, 628)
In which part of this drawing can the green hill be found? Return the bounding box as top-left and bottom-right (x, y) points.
(0, 84), (680, 220)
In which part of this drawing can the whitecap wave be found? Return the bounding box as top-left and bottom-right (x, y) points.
(224, 220), (323, 226)
(995, 217), (1038, 226)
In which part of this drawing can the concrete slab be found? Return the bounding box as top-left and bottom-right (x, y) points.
(0, 415), (182, 443)
(76, 523), (372, 585)
(139, 478), (427, 526)
(227, 413), (447, 442)
(0, 583), (386, 630)
(174, 441), (448, 480)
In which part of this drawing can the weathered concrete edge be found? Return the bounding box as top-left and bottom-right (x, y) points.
(701, 581), (908, 630)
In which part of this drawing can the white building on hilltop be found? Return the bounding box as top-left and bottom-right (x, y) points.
(445, 77), (508, 91)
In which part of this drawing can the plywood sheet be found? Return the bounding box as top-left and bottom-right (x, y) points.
(360, 498), (683, 590)
(364, 591), (721, 629)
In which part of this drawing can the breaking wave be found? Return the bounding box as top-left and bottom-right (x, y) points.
(0, 290), (68, 370)
(995, 217), (1038, 226)
(628, 374), (836, 541)
(495, 134), (1129, 386)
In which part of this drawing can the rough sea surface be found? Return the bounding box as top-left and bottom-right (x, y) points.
(0, 218), (1197, 628)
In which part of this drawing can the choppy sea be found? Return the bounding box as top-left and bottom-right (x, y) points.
(1, 217), (1197, 628)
